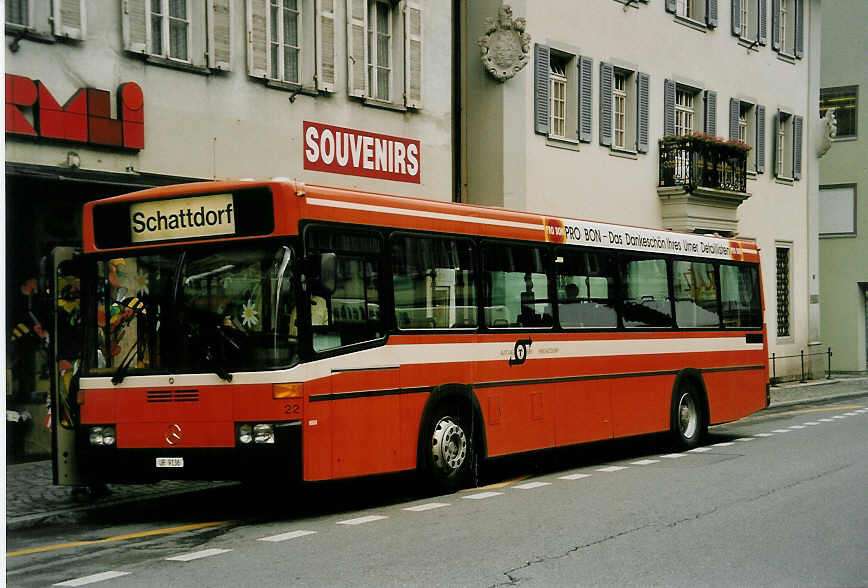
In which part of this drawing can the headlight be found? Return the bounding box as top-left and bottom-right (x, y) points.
(253, 424), (274, 444)
(89, 426), (104, 446)
(102, 426), (116, 446)
(238, 424), (253, 444)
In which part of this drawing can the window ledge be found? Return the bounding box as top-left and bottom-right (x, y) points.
(673, 15), (708, 33)
(609, 147), (638, 159)
(831, 135), (858, 142)
(612, 0), (645, 9)
(5, 26), (55, 44)
(776, 336), (795, 345)
(264, 79), (319, 97)
(776, 52), (796, 65)
(546, 136), (580, 151)
(145, 55), (212, 75)
(775, 176), (794, 186)
(819, 232), (857, 239)
(360, 97), (408, 112)
(747, 170), (758, 180)
(737, 37), (763, 51)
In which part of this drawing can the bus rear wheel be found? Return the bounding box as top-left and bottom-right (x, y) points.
(422, 403), (476, 493)
(670, 383), (706, 450)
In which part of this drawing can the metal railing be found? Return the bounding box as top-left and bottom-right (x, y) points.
(769, 347), (833, 386)
(659, 138), (748, 193)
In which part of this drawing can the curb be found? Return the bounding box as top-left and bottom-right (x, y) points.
(767, 389), (868, 410)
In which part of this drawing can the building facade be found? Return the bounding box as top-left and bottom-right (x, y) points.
(5, 0), (454, 458)
(460, 0), (822, 380)
(819, 1), (867, 372)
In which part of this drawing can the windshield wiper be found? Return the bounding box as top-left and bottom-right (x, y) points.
(110, 297), (156, 385)
(111, 333), (145, 385)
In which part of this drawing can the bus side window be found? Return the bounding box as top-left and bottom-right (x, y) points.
(720, 264), (762, 328)
(555, 249), (617, 328)
(391, 235), (477, 330)
(620, 256), (672, 328)
(482, 243), (552, 329)
(673, 260), (720, 328)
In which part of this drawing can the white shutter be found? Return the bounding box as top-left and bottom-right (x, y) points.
(208, 0), (232, 70)
(404, 0), (423, 109)
(346, 0), (368, 97)
(122, 0), (147, 53)
(53, 0), (86, 40)
(246, 0), (268, 78)
(316, 0), (336, 92)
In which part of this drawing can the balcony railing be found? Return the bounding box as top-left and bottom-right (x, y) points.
(658, 135), (749, 193)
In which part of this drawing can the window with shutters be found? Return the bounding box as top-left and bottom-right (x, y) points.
(6, 0), (30, 27)
(7, 0), (81, 40)
(124, 0), (230, 72)
(772, 0), (802, 58)
(247, 0), (334, 92)
(773, 110), (801, 181)
(820, 86), (858, 139)
(600, 63), (648, 153)
(730, 99), (762, 173)
(677, 0), (703, 21)
(732, 0), (762, 43)
(667, 0), (716, 28)
(347, 0), (423, 109)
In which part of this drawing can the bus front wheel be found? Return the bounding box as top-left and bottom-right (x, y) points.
(670, 382), (707, 450)
(422, 403), (476, 493)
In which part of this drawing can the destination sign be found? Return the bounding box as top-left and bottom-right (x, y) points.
(130, 194), (236, 243)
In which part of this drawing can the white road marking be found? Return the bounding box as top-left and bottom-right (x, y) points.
(463, 492), (503, 500)
(844, 412), (859, 416)
(832, 416), (846, 419)
(337, 515), (388, 526)
(818, 418), (834, 422)
(559, 473), (592, 480)
(660, 453), (686, 458)
(772, 429), (791, 433)
(258, 530), (317, 543)
(804, 422), (820, 425)
(712, 442), (735, 447)
(631, 459), (661, 465)
(687, 447), (712, 453)
(735, 437), (755, 442)
(403, 503), (450, 512)
(789, 425), (806, 429)
(754, 433), (774, 437)
(514, 482), (552, 490)
(596, 466), (628, 472)
(166, 548), (232, 562)
(54, 572), (131, 586)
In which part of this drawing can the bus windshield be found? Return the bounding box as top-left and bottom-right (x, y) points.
(87, 243), (299, 378)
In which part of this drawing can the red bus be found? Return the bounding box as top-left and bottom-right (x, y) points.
(50, 180), (768, 491)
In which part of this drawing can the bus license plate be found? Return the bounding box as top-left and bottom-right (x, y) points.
(156, 457), (184, 468)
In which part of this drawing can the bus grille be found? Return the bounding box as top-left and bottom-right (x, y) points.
(146, 390), (199, 403)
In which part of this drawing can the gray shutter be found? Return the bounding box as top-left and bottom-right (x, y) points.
(637, 72), (650, 153)
(731, 0), (741, 36)
(579, 55), (593, 143)
(756, 105), (766, 173)
(664, 79), (676, 137)
(346, 0), (368, 97)
(53, 0), (86, 39)
(122, 0), (147, 53)
(794, 0), (804, 58)
(534, 44), (550, 136)
(704, 90), (717, 136)
(758, 0), (768, 45)
(208, 0), (232, 70)
(246, 0), (268, 78)
(793, 114), (803, 179)
(772, 110), (780, 176)
(665, 0), (677, 13)
(599, 62), (613, 147)
(706, 0), (718, 27)
(404, 0), (423, 108)
(771, 0), (781, 50)
(729, 98), (741, 140)
(316, 0), (336, 92)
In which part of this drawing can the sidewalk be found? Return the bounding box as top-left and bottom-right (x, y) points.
(6, 376), (867, 532)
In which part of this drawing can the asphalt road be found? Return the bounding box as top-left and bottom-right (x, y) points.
(6, 395), (867, 587)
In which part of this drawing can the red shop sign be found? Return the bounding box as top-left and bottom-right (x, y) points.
(303, 121), (420, 184)
(5, 73), (144, 150)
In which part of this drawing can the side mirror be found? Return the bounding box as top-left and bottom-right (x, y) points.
(319, 253), (336, 295)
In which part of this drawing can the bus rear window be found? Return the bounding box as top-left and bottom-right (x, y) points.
(720, 264), (762, 328)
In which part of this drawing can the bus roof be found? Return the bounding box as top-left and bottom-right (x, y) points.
(82, 179), (759, 263)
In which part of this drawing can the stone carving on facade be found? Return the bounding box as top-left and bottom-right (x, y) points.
(478, 5), (531, 82)
(815, 110), (837, 158)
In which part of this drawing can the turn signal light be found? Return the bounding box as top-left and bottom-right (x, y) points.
(272, 383), (303, 399)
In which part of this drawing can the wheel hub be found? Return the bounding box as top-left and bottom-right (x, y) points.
(678, 392), (698, 439)
(431, 416), (467, 474)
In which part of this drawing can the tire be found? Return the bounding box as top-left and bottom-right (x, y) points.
(421, 402), (476, 493)
(670, 381), (707, 450)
